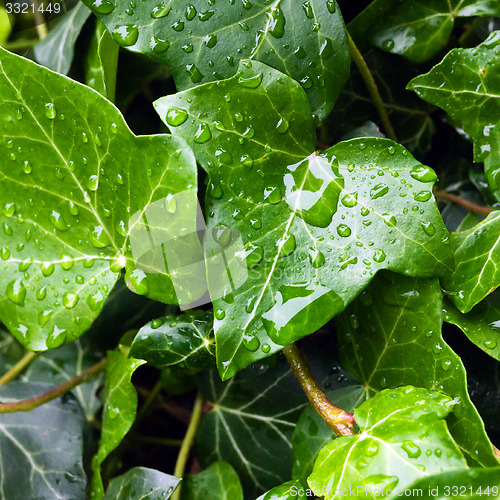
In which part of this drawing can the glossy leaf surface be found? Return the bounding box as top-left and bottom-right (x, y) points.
(157, 60), (453, 379)
(104, 467), (180, 500)
(195, 359), (306, 497)
(336, 272), (498, 466)
(82, 0), (349, 123)
(350, 0), (500, 63)
(0, 382), (86, 499)
(130, 310), (214, 371)
(182, 460), (243, 500)
(0, 47), (197, 351)
(308, 386), (467, 499)
(91, 350), (146, 499)
(256, 479), (307, 500)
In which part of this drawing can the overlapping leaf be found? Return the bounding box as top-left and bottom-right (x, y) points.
(156, 59), (453, 379)
(308, 386), (467, 500)
(0, 381), (86, 499)
(195, 359), (306, 497)
(82, 0), (349, 123)
(408, 31), (500, 200)
(0, 47), (197, 351)
(336, 272), (498, 466)
(350, 0), (500, 63)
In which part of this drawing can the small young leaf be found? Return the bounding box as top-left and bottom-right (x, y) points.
(129, 310), (215, 372)
(0, 47), (197, 351)
(256, 479), (308, 500)
(82, 0), (350, 123)
(182, 460), (243, 500)
(336, 272), (498, 466)
(91, 350), (146, 499)
(308, 386), (467, 499)
(34, 2), (92, 75)
(104, 467), (180, 500)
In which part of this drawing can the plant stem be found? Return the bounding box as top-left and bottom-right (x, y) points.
(172, 392), (204, 500)
(0, 359), (107, 413)
(136, 380), (162, 424)
(3, 39), (36, 51)
(0, 352), (39, 387)
(135, 436), (183, 447)
(283, 344), (355, 436)
(494, 445), (500, 460)
(433, 190), (494, 215)
(347, 33), (397, 142)
(459, 17), (483, 47)
(32, 0), (48, 40)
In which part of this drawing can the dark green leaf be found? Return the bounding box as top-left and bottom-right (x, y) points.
(91, 350), (146, 498)
(0, 47), (197, 351)
(256, 479), (307, 500)
(0, 381), (86, 499)
(104, 466), (180, 500)
(408, 32), (500, 199)
(182, 460), (243, 500)
(82, 0), (350, 123)
(443, 295), (500, 361)
(130, 310), (214, 372)
(336, 272), (498, 466)
(349, 0), (500, 63)
(156, 60), (453, 379)
(441, 212), (500, 312)
(195, 358), (306, 497)
(292, 385), (367, 484)
(308, 386), (467, 499)
(34, 2), (92, 75)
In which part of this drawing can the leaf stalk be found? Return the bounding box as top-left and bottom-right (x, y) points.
(0, 351), (39, 387)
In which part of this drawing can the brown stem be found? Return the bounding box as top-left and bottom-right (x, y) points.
(433, 190), (494, 215)
(494, 445), (500, 460)
(283, 344), (354, 436)
(0, 359), (107, 413)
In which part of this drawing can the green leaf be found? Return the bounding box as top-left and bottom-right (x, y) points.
(129, 310), (214, 372)
(336, 272), (498, 466)
(256, 479), (308, 500)
(349, 0), (500, 63)
(308, 386), (467, 500)
(82, 0), (349, 123)
(156, 60), (453, 379)
(292, 385), (367, 484)
(442, 212), (500, 312)
(409, 467), (500, 498)
(0, 47), (197, 351)
(182, 460), (243, 500)
(0, 381), (86, 499)
(86, 21), (119, 101)
(443, 295), (500, 361)
(0, 6), (11, 45)
(34, 2), (92, 75)
(91, 350), (146, 499)
(104, 466), (180, 500)
(195, 359), (306, 497)
(408, 32), (500, 199)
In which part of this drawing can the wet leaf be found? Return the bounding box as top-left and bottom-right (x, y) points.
(0, 47), (197, 351)
(82, 0), (349, 123)
(308, 386), (467, 499)
(256, 479), (307, 500)
(336, 272), (498, 466)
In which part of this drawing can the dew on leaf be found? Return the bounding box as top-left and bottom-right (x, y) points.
(36, 286), (47, 300)
(243, 335), (260, 351)
(90, 225), (111, 248)
(92, 0), (115, 14)
(414, 190), (432, 202)
(401, 440), (421, 459)
(276, 118), (289, 134)
(308, 247), (325, 268)
(112, 24), (139, 46)
(46, 326), (66, 349)
(268, 7), (285, 38)
(421, 221), (435, 236)
(60, 254), (75, 271)
(2, 202), (16, 217)
(204, 34), (217, 48)
(337, 224), (351, 237)
(0, 246), (10, 260)
(212, 224), (232, 247)
(7, 278), (26, 306)
(277, 233), (296, 257)
(126, 268), (150, 295)
(38, 309), (53, 327)
(50, 211), (70, 231)
(410, 165), (437, 183)
(165, 107), (188, 127)
(193, 122), (212, 143)
(264, 185), (282, 204)
(238, 72), (263, 89)
(370, 183), (389, 199)
(87, 290), (105, 311)
(151, 36), (170, 53)
(44, 102), (56, 119)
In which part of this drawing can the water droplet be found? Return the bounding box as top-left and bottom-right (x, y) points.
(238, 72), (263, 89)
(112, 24), (139, 46)
(302, 1), (313, 18)
(87, 290), (105, 311)
(414, 190), (432, 202)
(193, 122), (212, 143)
(365, 440), (379, 457)
(268, 6), (285, 38)
(239, 243), (264, 268)
(402, 440), (421, 459)
(36, 286), (47, 300)
(261, 343), (271, 353)
(126, 268), (150, 295)
(264, 185), (282, 204)
(309, 247), (325, 268)
(7, 278), (26, 306)
(165, 107), (188, 127)
(62, 292), (79, 309)
(208, 183), (223, 199)
(276, 117), (289, 134)
(50, 211), (70, 231)
(198, 9), (215, 21)
(370, 183), (389, 199)
(326, 0), (336, 13)
(151, 2), (170, 18)
(22, 161), (32, 174)
(18, 257), (32, 272)
(484, 340), (497, 349)
(89, 225), (111, 248)
(184, 4), (196, 19)
(60, 254), (75, 271)
(46, 326), (66, 349)
(186, 63), (203, 84)
(373, 249), (386, 263)
(382, 38), (395, 50)
(92, 0), (115, 14)
(337, 224), (351, 237)
(204, 34), (217, 48)
(243, 335), (260, 351)
(215, 149), (233, 165)
(2, 202), (16, 217)
(214, 308), (226, 320)
(0, 246), (10, 260)
(40, 262), (55, 277)
(341, 193), (357, 207)
(421, 221), (435, 236)
(241, 154), (254, 168)
(87, 175), (99, 191)
(410, 165), (437, 183)
(441, 359), (452, 371)
(44, 103), (56, 119)
(150, 36), (170, 53)
(212, 224), (232, 247)
(277, 233), (296, 257)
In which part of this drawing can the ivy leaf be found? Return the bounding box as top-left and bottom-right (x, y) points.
(129, 310), (214, 372)
(308, 386), (467, 500)
(0, 47), (197, 351)
(256, 479), (307, 500)
(408, 32), (500, 200)
(292, 385), (367, 484)
(34, 2), (92, 75)
(104, 467), (180, 500)
(349, 0), (500, 63)
(336, 272), (498, 466)
(82, 0), (349, 123)
(182, 460), (243, 500)
(195, 358), (306, 497)
(0, 6), (11, 45)
(443, 295), (500, 362)
(156, 59), (453, 379)
(441, 212), (500, 312)
(85, 21), (119, 101)
(91, 350), (146, 499)
(0, 381), (86, 499)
